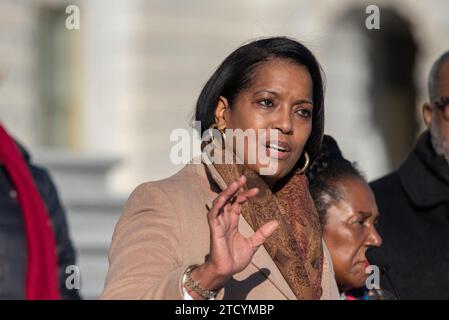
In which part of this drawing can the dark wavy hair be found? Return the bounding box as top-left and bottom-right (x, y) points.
(194, 36), (325, 164)
(306, 135), (365, 225)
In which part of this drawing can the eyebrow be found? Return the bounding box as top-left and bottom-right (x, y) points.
(357, 211), (374, 218)
(253, 89), (313, 106)
(434, 96), (449, 109)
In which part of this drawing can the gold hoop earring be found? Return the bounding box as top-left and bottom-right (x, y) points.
(295, 151), (310, 175)
(208, 124), (226, 141)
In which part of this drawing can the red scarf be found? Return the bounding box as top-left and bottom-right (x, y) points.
(0, 123), (60, 299)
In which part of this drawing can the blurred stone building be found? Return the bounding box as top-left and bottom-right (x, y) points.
(0, 0), (448, 299)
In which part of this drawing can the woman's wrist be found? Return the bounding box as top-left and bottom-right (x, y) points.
(185, 262), (229, 299)
(191, 262), (229, 289)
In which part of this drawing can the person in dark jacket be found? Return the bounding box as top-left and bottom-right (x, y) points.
(367, 50), (449, 299)
(0, 127), (81, 299)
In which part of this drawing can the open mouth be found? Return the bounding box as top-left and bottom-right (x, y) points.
(265, 141), (291, 159)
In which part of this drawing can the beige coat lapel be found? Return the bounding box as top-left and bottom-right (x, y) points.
(238, 212), (298, 300)
(200, 157), (297, 300)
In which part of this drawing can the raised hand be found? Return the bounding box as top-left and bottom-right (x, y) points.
(187, 175), (279, 298)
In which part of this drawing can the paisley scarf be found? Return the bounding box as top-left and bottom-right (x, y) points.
(202, 136), (323, 299)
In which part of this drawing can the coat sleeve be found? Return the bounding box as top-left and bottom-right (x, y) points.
(101, 182), (192, 299)
(38, 168), (81, 300)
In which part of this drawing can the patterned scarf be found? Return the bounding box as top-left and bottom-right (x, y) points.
(203, 137), (323, 299)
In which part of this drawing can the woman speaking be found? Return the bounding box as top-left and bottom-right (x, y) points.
(102, 37), (339, 300)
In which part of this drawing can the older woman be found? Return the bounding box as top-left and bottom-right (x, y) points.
(102, 37), (339, 300)
(307, 135), (385, 299)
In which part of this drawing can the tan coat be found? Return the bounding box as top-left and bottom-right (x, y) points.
(101, 159), (340, 300)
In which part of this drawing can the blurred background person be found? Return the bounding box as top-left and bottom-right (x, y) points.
(307, 135), (386, 300)
(367, 51), (449, 299)
(0, 122), (80, 299)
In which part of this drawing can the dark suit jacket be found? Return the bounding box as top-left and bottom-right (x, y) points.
(368, 131), (449, 299)
(0, 142), (81, 299)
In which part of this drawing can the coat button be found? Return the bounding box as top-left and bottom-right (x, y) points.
(9, 190), (17, 200)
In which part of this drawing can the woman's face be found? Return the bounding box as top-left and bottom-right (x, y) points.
(323, 178), (382, 291)
(217, 59), (314, 186)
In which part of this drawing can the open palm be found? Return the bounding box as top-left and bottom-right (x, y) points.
(206, 175), (279, 278)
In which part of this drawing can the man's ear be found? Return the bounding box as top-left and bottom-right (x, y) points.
(214, 96), (230, 130)
(422, 102), (433, 128)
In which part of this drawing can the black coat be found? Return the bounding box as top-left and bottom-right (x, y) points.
(0, 143), (81, 299)
(367, 131), (449, 299)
